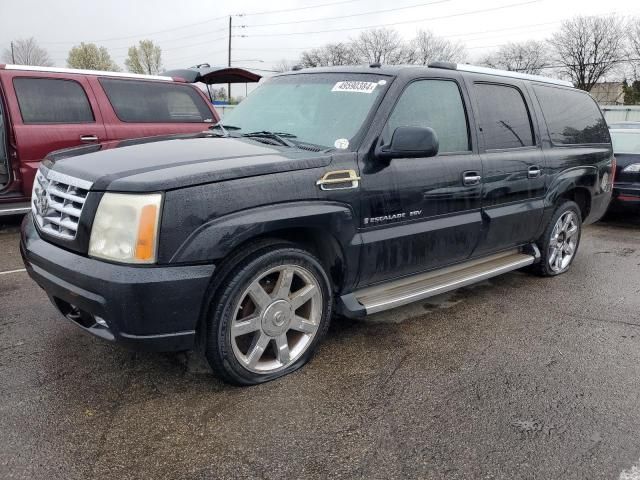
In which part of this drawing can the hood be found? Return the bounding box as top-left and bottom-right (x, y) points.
(44, 134), (332, 191)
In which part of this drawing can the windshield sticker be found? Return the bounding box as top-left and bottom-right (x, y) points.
(332, 81), (378, 94)
(334, 138), (350, 150)
(378, 80), (387, 86)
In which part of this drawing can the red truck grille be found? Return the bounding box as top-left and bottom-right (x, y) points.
(31, 167), (92, 240)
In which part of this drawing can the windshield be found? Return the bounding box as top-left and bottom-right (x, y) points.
(222, 73), (390, 149)
(610, 130), (640, 154)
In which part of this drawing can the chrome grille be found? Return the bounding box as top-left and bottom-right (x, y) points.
(31, 166), (93, 240)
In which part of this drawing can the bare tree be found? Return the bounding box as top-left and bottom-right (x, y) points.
(407, 30), (466, 65)
(125, 39), (162, 75)
(481, 41), (550, 74)
(300, 43), (358, 67)
(628, 17), (640, 81)
(350, 28), (410, 65)
(548, 15), (626, 91)
(273, 59), (294, 73)
(2, 38), (53, 66)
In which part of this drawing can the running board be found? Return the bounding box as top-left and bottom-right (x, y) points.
(341, 249), (536, 316)
(0, 202), (31, 217)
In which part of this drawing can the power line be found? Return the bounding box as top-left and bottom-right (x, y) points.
(240, 0), (451, 28)
(42, 17), (229, 45)
(240, 0), (543, 37)
(236, 0), (373, 17)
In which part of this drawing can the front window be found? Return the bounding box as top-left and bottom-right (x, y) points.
(222, 73), (390, 150)
(610, 130), (640, 154)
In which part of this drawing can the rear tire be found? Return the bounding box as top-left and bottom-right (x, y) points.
(204, 243), (332, 385)
(531, 200), (582, 277)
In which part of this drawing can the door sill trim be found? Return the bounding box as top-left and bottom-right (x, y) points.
(342, 249), (536, 316)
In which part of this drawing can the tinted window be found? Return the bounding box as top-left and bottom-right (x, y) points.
(475, 83), (534, 150)
(534, 85), (609, 145)
(13, 78), (94, 123)
(384, 80), (469, 153)
(100, 79), (213, 123)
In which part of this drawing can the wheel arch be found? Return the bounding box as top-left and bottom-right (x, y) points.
(544, 166), (596, 220)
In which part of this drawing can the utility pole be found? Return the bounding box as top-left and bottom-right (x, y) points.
(11, 41), (15, 64)
(227, 16), (232, 103)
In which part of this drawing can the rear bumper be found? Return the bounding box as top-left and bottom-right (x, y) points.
(20, 214), (215, 351)
(611, 184), (640, 207)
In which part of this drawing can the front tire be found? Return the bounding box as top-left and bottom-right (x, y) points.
(532, 200), (582, 277)
(205, 244), (332, 385)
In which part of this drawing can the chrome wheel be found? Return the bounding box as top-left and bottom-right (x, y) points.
(230, 265), (323, 374)
(548, 211), (579, 273)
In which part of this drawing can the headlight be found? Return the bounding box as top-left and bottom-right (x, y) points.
(623, 163), (640, 173)
(89, 193), (162, 264)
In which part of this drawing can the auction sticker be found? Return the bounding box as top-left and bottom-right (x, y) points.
(334, 138), (350, 149)
(332, 81), (378, 93)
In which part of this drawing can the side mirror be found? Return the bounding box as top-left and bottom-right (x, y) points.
(375, 126), (439, 160)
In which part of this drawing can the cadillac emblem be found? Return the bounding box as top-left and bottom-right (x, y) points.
(35, 190), (49, 216)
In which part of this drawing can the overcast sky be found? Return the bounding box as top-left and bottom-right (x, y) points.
(1, 0), (639, 73)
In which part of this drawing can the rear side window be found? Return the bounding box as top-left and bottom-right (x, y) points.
(384, 79), (470, 153)
(533, 85), (609, 145)
(99, 78), (213, 123)
(474, 83), (534, 150)
(13, 78), (94, 124)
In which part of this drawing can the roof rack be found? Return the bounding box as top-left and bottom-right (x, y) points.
(428, 62), (573, 87)
(0, 64), (175, 82)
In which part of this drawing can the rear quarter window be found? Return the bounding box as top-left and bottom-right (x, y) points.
(99, 78), (213, 123)
(13, 77), (95, 124)
(533, 85), (610, 145)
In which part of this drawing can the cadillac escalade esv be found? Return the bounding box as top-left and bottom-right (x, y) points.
(21, 63), (614, 385)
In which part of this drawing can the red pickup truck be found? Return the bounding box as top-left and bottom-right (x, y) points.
(0, 64), (220, 216)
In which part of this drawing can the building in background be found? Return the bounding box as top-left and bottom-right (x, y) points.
(590, 82), (625, 105)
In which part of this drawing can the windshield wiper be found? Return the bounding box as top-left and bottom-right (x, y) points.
(242, 131), (298, 148)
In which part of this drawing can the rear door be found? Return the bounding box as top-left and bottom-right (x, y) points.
(6, 73), (106, 195)
(468, 79), (546, 255)
(92, 77), (216, 141)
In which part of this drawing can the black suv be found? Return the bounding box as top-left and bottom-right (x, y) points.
(21, 63), (614, 385)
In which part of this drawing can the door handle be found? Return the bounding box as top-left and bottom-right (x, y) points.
(462, 171), (482, 186)
(528, 166), (542, 179)
(80, 135), (98, 143)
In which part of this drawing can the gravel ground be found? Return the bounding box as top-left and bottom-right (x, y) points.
(1, 213), (639, 480)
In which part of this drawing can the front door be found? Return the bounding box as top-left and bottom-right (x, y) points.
(7, 73), (107, 195)
(357, 78), (483, 287)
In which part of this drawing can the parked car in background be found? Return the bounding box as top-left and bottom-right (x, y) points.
(0, 64), (219, 216)
(607, 121), (640, 130)
(609, 127), (640, 210)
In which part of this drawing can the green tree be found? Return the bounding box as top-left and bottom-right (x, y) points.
(125, 40), (162, 75)
(67, 43), (120, 71)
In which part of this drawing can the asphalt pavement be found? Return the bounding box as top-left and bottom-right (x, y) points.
(1, 213), (640, 480)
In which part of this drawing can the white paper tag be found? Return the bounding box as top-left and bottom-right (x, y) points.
(334, 138), (350, 149)
(331, 81), (378, 94)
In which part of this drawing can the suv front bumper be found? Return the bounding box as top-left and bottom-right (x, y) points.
(20, 214), (215, 351)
